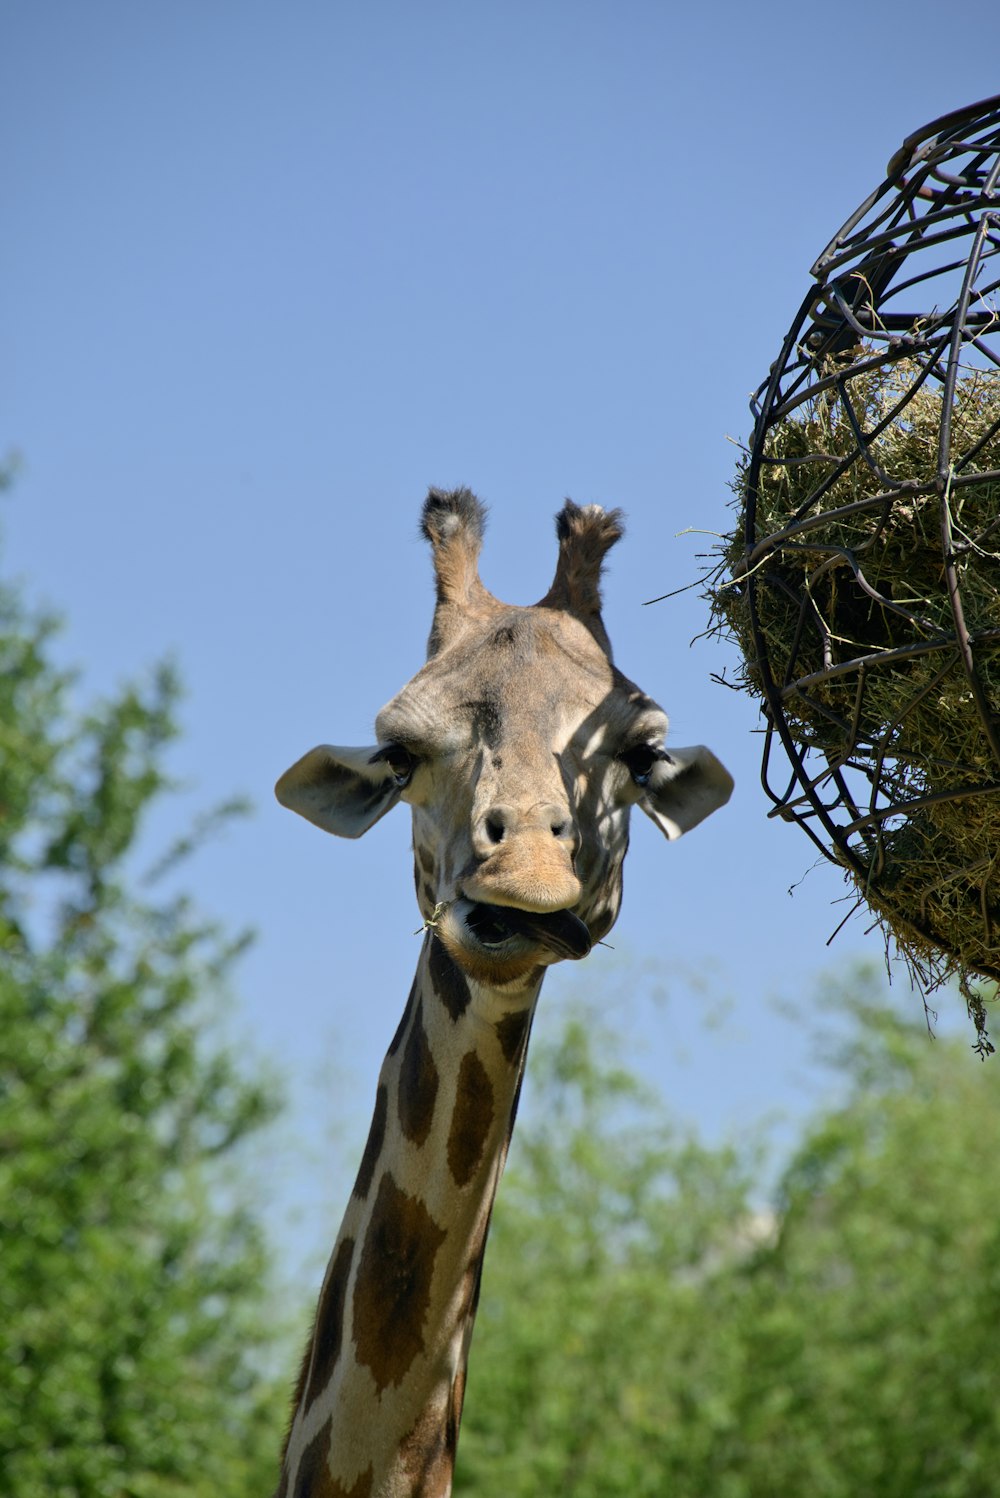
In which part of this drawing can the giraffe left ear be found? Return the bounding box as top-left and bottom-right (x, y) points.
(639, 745), (734, 841)
(275, 745), (404, 838)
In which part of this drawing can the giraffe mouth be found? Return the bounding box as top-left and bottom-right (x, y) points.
(463, 901), (592, 960)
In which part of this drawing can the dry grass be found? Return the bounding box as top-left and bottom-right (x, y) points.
(709, 351), (1000, 1047)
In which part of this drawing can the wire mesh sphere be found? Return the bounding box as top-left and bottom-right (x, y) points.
(712, 95), (1000, 1046)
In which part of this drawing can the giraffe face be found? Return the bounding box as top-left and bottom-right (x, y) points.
(376, 605), (670, 979)
(276, 491), (733, 987)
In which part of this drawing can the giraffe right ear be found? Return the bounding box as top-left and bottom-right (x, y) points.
(275, 745), (404, 838)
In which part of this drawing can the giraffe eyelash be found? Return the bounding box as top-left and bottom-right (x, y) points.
(372, 744), (418, 787)
(617, 743), (671, 788)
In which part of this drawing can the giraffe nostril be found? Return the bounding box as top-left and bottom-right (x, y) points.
(485, 816), (505, 845)
(551, 819), (568, 839)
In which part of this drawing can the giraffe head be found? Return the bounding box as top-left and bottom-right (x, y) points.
(277, 489), (732, 986)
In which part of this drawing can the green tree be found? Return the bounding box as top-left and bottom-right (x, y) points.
(455, 975), (1000, 1498)
(0, 498), (287, 1496)
(455, 1004), (757, 1498)
(728, 981), (1000, 1498)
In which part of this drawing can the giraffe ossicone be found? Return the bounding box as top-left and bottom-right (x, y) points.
(274, 489), (733, 1498)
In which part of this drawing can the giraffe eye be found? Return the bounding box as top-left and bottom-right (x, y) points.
(379, 745), (417, 787)
(618, 744), (664, 788)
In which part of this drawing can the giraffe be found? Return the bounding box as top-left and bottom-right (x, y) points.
(273, 488), (733, 1498)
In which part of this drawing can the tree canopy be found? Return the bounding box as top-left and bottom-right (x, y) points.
(0, 491), (287, 1497)
(456, 978), (1000, 1498)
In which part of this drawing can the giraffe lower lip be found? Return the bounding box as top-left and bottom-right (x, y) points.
(464, 903), (592, 960)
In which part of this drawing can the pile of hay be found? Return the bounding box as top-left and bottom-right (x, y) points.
(710, 351), (1000, 1047)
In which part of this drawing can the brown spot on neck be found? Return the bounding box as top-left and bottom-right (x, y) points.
(495, 1006), (533, 1064)
(352, 1173), (446, 1393)
(447, 1051), (495, 1188)
(280, 1236), (354, 1465)
(428, 936), (471, 1020)
(398, 1000), (439, 1146)
(353, 1085), (387, 1200)
(388, 973), (420, 1058)
(291, 1419), (373, 1498)
(300, 1237), (355, 1414)
(398, 1394), (457, 1498)
(451, 1364), (468, 1439)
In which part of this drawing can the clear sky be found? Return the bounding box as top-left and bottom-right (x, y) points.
(5, 3), (999, 1277)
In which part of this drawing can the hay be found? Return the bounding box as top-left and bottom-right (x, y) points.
(710, 351), (1000, 1048)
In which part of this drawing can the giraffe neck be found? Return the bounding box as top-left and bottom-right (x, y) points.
(277, 933), (542, 1498)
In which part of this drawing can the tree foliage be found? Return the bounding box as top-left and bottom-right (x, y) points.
(0, 502), (286, 1496)
(456, 978), (1000, 1498)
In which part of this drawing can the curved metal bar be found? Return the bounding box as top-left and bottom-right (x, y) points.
(730, 93), (1000, 996)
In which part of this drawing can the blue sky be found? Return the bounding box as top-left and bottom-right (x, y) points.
(5, 4), (999, 1275)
